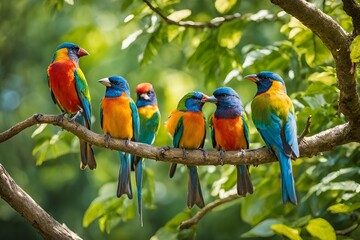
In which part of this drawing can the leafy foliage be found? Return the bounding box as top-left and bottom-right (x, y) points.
(0, 0), (359, 239)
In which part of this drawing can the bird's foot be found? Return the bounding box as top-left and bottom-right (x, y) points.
(104, 133), (111, 148)
(199, 148), (207, 161)
(70, 108), (83, 122)
(219, 149), (225, 166)
(182, 147), (187, 159)
(56, 112), (66, 124)
(125, 138), (131, 147)
(159, 146), (170, 159)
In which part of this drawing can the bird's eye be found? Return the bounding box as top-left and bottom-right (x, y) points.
(112, 81), (120, 85)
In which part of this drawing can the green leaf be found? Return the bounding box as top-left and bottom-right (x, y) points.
(350, 35), (360, 62)
(121, 29), (143, 49)
(217, 21), (242, 49)
(241, 219), (281, 238)
(305, 218), (336, 240)
(140, 26), (163, 65)
(327, 202), (360, 213)
(308, 71), (336, 85)
(215, 0), (237, 14)
(271, 223), (302, 240)
(151, 209), (195, 240)
(167, 9), (191, 22)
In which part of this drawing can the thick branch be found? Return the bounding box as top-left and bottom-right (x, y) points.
(271, 0), (360, 129)
(0, 114), (358, 167)
(0, 163), (82, 240)
(342, 0), (360, 36)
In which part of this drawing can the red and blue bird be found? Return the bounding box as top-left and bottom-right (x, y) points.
(47, 42), (96, 170)
(99, 76), (140, 201)
(206, 87), (254, 196)
(165, 91), (209, 208)
(245, 71), (299, 205)
(132, 82), (160, 226)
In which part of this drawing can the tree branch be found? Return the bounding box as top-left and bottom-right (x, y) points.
(180, 193), (240, 229)
(271, 0), (360, 129)
(0, 114), (358, 167)
(0, 163), (82, 240)
(342, 0), (360, 36)
(142, 0), (243, 28)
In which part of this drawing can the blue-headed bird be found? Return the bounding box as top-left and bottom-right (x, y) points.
(205, 87), (254, 196)
(47, 42), (96, 170)
(245, 71), (299, 205)
(99, 76), (140, 200)
(132, 82), (160, 226)
(165, 92), (208, 208)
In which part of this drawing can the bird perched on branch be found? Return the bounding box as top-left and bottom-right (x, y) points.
(99, 76), (139, 201)
(132, 82), (160, 226)
(205, 87), (254, 197)
(47, 42), (96, 170)
(165, 91), (209, 208)
(245, 71), (299, 205)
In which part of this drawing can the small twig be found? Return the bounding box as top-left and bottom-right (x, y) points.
(335, 223), (359, 236)
(298, 115), (312, 143)
(142, 0), (278, 28)
(180, 194), (240, 229)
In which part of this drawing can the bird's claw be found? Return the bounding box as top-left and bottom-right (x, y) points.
(70, 108), (83, 122)
(182, 148), (187, 159)
(199, 148), (207, 161)
(125, 138), (131, 147)
(56, 112), (66, 124)
(219, 149), (225, 166)
(159, 146), (171, 159)
(104, 133), (111, 148)
(34, 113), (43, 123)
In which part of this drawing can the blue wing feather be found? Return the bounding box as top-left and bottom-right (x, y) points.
(284, 112), (299, 158)
(130, 100), (140, 141)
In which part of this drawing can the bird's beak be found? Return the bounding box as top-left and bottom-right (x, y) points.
(244, 74), (259, 83)
(140, 93), (150, 100)
(203, 96), (217, 103)
(77, 48), (89, 57)
(98, 78), (111, 87)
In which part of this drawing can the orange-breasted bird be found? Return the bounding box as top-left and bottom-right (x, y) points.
(205, 87), (254, 196)
(99, 76), (140, 200)
(165, 91), (208, 208)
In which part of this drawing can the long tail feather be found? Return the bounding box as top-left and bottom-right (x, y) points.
(79, 139), (97, 170)
(169, 163), (177, 178)
(236, 165), (254, 196)
(279, 152), (297, 205)
(187, 166), (205, 208)
(135, 158), (143, 226)
(117, 152), (133, 199)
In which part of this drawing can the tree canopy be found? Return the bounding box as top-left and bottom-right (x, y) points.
(0, 0), (359, 239)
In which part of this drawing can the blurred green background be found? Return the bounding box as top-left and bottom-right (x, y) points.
(0, 0), (359, 239)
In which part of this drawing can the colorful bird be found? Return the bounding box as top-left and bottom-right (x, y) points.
(132, 82), (160, 226)
(99, 76), (139, 201)
(47, 42), (96, 170)
(165, 91), (208, 208)
(245, 71), (299, 205)
(205, 87), (254, 197)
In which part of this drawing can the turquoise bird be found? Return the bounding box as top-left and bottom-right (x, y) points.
(47, 42), (96, 170)
(165, 92), (208, 208)
(205, 87), (254, 196)
(132, 82), (160, 226)
(99, 76), (140, 200)
(245, 71), (299, 205)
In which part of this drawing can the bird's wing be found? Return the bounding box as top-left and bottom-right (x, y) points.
(130, 99), (140, 142)
(200, 116), (206, 148)
(139, 108), (161, 144)
(173, 116), (184, 148)
(242, 113), (250, 149)
(74, 68), (91, 127)
(99, 102), (104, 130)
(283, 111), (299, 158)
